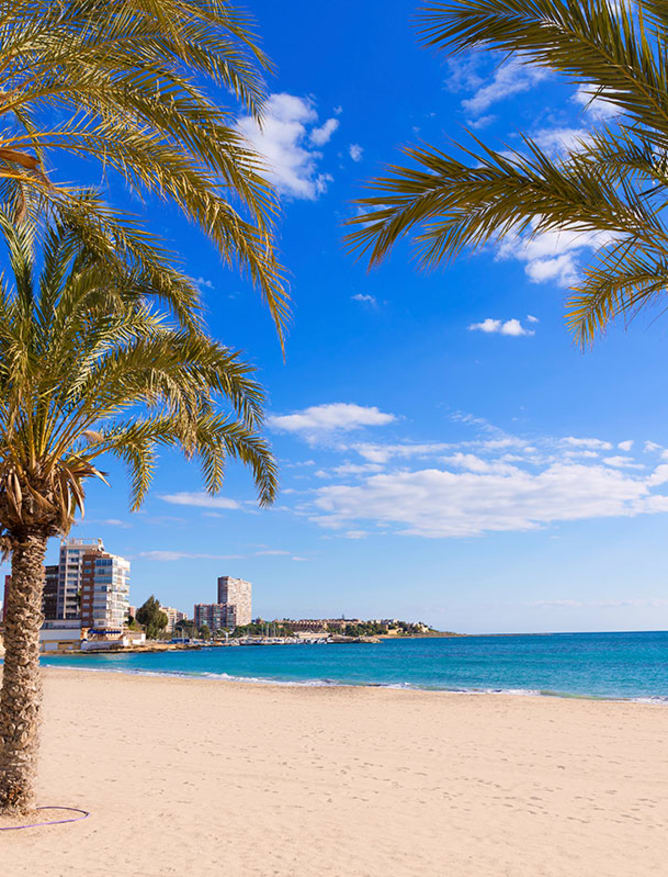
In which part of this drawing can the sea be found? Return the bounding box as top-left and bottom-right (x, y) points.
(42, 630), (668, 702)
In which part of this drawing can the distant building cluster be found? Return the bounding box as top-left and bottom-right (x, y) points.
(286, 618), (363, 633)
(194, 575), (252, 632)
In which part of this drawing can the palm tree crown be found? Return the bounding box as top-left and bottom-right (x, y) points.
(0, 211), (277, 547)
(347, 0), (668, 344)
(0, 0), (288, 337)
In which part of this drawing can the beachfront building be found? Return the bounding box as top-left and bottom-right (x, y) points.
(80, 547), (131, 629)
(39, 620), (82, 653)
(57, 537), (104, 620)
(217, 575), (252, 626)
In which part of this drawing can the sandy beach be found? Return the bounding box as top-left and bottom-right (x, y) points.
(1, 668), (666, 876)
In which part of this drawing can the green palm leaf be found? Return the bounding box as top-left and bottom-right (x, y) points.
(347, 0), (668, 344)
(0, 0), (289, 340)
(0, 211), (277, 545)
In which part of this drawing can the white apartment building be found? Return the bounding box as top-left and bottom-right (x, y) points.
(80, 549), (130, 629)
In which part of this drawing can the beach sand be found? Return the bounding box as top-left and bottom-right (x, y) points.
(2, 668), (666, 876)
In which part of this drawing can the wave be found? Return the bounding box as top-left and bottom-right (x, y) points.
(41, 662), (668, 703)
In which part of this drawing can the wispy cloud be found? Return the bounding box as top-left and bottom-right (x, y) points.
(573, 84), (621, 121)
(278, 411), (668, 540)
(349, 143), (363, 162)
(531, 126), (592, 155)
(160, 492), (240, 510)
(139, 550), (243, 562)
(351, 293), (376, 305)
(462, 57), (549, 116)
(268, 403), (395, 442)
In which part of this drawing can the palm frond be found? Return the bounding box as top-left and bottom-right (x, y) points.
(347, 0), (668, 344)
(0, 214), (277, 542)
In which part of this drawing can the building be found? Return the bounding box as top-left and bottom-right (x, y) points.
(80, 547), (130, 629)
(217, 576), (252, 626)
(57, 537), (104, 620)
(39, 620), (82, 653)
(194, 603), (230, 632)
(161, 606), (187, 633)
(289, 618), (326, 633)
(290, 618), (362, 633)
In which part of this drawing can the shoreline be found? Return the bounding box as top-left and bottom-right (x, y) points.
(39, 664), (668, 705)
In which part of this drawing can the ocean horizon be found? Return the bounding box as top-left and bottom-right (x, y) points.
(42, 629), (668, 702)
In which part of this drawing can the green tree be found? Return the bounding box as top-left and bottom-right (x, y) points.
(0, 214), (277, 813)
(198, 624), (211, 639)
(136, 597), (169, 640)
(0, 0), (288, 337)
(175, 619), (197, 639)
(348, 0), (668, 344)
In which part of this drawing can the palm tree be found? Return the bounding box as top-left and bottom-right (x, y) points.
(347, 0), (668, 344)
(0, 0), (288, 336)
(0, 212), (277, 813)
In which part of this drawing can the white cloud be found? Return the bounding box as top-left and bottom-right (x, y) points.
(444, 55), (484, 94)
(526, 314), (539, 323)
(268, 403), (395, 441)
(497, 225), (618, 288)
(237, 93), (336, 199)
(618, 440), (634, 452)
(309, 117), (339, 146)
(194, 276), (214, 290)
(561, 437), (613, 450)
(140, 550), (242, 561)
(349, 143), (363, 162)
(99, 518), (131, 528)
(353, 442), (451, 464)
(602, 455), (643, 470)
(351, 293), (376, 305)
(468, 317), (535, 337)
(462, 58), (549, 116)
(573, 84), (621, 121)
(255, 549), (291, 556)
(317, 462), (384, 479)
(441, 453), (519, 475)
(531, 126), (592, 155)
(311, 462), (668, 539)
(159, 492), (240, 510)
(468, 114), (496, 130)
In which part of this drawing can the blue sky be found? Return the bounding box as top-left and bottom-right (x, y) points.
(12, 0), (668, 633)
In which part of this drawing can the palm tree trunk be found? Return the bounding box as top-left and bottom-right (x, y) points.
(0, 533), (47, 814)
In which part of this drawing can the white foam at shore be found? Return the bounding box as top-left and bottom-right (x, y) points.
(40, 663), (668, 702)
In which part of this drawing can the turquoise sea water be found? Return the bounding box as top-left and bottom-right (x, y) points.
(42, 630), (668, 701)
